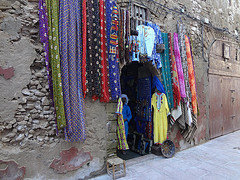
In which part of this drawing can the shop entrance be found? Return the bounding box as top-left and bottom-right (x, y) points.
(117, 61), (157, 160)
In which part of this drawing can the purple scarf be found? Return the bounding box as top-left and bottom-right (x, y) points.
(174, 33), (186, 98)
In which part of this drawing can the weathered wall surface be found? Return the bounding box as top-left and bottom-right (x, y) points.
(0, 0), (240, 179)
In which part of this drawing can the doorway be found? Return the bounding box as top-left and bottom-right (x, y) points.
(117, 61), (157, 160)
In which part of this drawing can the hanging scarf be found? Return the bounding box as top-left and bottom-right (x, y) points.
(168, 33), (181, 108)
(146, 22), (163, 69)
(39, 0), (54, 104)
(116, 98), (129, 150)
(125, 10), (130, 63)
(177, 23), (191, 101)
(99, 0), (110, 102)
(108, 2), (121, 101)
(86, 0), (101, 99)
(59, 0), (86, 141)
(119, 9), (125, 65)
(160, 33), (174, 110)
(185, 35), (197, 116)
(82, 0), (87, 98)
(173, 33), (186, 99)
(152, 76), (165, 94)
(46, 0), (66, 129)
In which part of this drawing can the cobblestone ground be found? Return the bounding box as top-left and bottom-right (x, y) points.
(92, 130), (240, 180)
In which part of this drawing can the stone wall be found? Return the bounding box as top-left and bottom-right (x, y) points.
(0, 0), (240, 179)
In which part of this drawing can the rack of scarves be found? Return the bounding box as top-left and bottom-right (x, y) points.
(39, 0), (123, 142)
(127, 21), (199, 142)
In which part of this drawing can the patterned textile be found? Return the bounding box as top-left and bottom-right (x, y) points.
(82, 0), (87, 98)
(46, 0), (66, 129)
(160, 33), (174, 110)
(99, 0), (110, 102)
(108, 3), (121, 101)
(116, 98), (129, 150)
(185, 35), (197, 116)
(177, 23), (191, 101)
(173, 33), (186, 99)
(125, 10), (130, 63)
(151, 93), (169, 144)
(146, 22), (163, 69)
(86, 0), (101, 99)
(152, 75), (165, 94)
(59, 0), (86, 141)
(168, 33), (181, 108)
(39, 0), (54, 105)
(119, 9), (125, 65)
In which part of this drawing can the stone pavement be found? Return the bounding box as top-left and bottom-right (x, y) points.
(92, 130), (240, 180)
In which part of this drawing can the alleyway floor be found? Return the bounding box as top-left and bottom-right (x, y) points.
(92, 130), (240, 180)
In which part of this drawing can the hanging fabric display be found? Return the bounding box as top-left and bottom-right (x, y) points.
(116, 98), (129, 150)
(125, 10), (130, 64)
(168, 33), (181, 109)
(85, 0), (101, 99)
(108, 2), (122, 101)
(82, 0), (87, 98)
(160, 33), (174, 110)
(46, 0), (66, 129)
(59, 0), (86, 141)
(119, 9), (125, 65)
(173, 33), (186, 99)
(146, 22), (163, 69)
(99, 0), (110, 103)
(177, 22), (191, 102)
(185, 35), (197, 116)
(39, 0), (54, 105)
(151, 92), (169, 144)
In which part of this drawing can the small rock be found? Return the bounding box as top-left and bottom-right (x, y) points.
(11, 1), (21, 10)
(22, 88), (31, 96)
(28, 134), (33, 139)
(48, 115), (55, 121)
(41, 97), (50, 106)
(30, 29), (39, 35)
(8, 119), (17, 124)
(43, 106), (50, 111)
(27, 96), (38, 101)
(35, 101), (42, 110)
(0, 126), (5, 131)
(49, 120), (55, 124)
(31, 114), (39, 119)
(33, 120), (40, 124)
(41, 88), (47, 93)
(6, 124), (12, 129)
(37, 84), (42, 90)
(2, 137), (11, 143)
(18, 121), (27, 125)
(29, 130), (34, 134)
(35, 91), (45, 97)
(37, 136), (44, 142)
(12, 128), (17, 133)
(18, 105), (23, 109)
(16, 125), (25, 132)
(35, 72), (44, 78)
(6, 132), (16, 138)
(21, 97), (27, 104)
(44, 137), (49, 141)
(25, 104), (35, 110)
(24, 116), (28, 121)
(43, 111), (52, 115)
(30, 109), (38, 114)
(16, 134), (25, 141)
(19, 108), (26, 112)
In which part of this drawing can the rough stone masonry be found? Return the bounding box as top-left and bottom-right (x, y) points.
(0, 0), (240, 179)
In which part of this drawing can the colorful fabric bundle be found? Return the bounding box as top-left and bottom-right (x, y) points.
(39, 0), (54, 104)
(108, 2), (122, 101)
(168, 33), (181, 108)
(116, 98), (129, 150)
(177, 23), (191, 101)
(82, 0), (87, 98)
(99, 0), (110, 102)
(185, 35), (197, 116)
(173, 33), (186, 99)
(85, 0), (101, 99)
(59, 0), (86, 141)
(146, 22), (163, 69)
(160, 33), (174, 110)
(46, 0), (66, 129)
